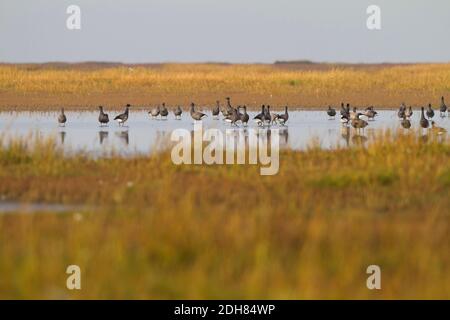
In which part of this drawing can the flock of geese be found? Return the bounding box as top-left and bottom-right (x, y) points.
(57, 96), (448, 134)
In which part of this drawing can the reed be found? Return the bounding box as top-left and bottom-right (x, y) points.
(0, 130), (449, 299)
(1, 63), (450, 110)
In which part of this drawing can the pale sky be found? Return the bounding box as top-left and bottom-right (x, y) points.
(0, 0), (449, 63)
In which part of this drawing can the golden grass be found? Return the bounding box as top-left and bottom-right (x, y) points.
(0, 131), (449, 299)
(1, 63), (450, 110)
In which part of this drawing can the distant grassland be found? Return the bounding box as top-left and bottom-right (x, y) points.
(0, 131), (449, 299)
(1, 62), (450, 110)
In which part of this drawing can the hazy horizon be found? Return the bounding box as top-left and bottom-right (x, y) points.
(1, 0), (450, 64)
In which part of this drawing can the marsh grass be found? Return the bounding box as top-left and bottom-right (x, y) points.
(0, 130), (449, 299)
(1, 63), (450, 110)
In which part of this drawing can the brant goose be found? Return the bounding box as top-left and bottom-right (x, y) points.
(239, 106), (249, 126)
(212, 101), (220, 119)
(58, 108), (67, 126)
(277, 106), (289, 125)
(149, 105), (160, 118)
(420, 107), (429, 129)
(114, 104), (130, 126)
(160, 103), (169, 119)
(351, 113), (368, 133)
(253, 105), (265, 126)
(327, 106), (336, 119)
(398, 103), (406, 119)
(98, 106), (109, 126)
(364, 106), (377, 121)
(405, 106), (413, 119)
(440, 96), (447, 117)
(426, 103), (435, 119)
(190, 103), (207, 121)
(173, 106), (182, 119)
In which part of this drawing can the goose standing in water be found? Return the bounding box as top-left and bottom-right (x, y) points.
(405, 106), (413, 119)
(426, 103), (435, 119)
(225, 107), (240, 126)
(440, 96), (447, 117)
(58, 108), (67, 127)
(149, 105), (160, 119)
(190, 103), (207, 121)
(225, 97), (234, 116)
(431, 121), (447, 135)
(239, 106), (249, 126)
(212, 101), (220, 119)
(160, 103), (169, 119)
(351, 113), (368, 133)
(398, 103), (406, 119)
(327, 106), (336, 119)
(350, 106), (358, 120)
(339, 103), (347, 117)
(401, 115), (411, 129)
(98, 106), (109, 126)
(114, 104), (130, 126)
(173, 106), (182, 119)
(263, 105), (272, 126)
(364, 106), (377, 121)
(254, 105), (265, 126)
(276, 106), (289, 125)
(420, 107), (429, 129)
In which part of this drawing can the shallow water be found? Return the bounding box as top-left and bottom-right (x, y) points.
(0, 201), (85, 214)
(0, 110), (448, 154)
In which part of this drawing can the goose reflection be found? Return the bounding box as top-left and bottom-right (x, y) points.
(99, 131), (109, 144)
(340, 126), (350, 147)
(351, 134), (368, 145)
(59, 131), (66, 144)
(115, 130), (129, 145)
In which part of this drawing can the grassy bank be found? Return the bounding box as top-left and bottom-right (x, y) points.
(0, 131), (449, 299)
(1, 63), (450, 110)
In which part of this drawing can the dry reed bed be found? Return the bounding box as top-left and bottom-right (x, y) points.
(1, 63), (450, 109)
(0, 131), (449, 299)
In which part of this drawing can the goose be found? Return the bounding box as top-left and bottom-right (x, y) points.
(173, 106), (182, 119)
(327, 106), (336, 119)
(420, 107), (429, 129)
(351, 113), (368, 133)
(364, 106), (377, 121)
(253, 105), (265, 126)
(149, 105), (160, 118)
(160, 103), (169, 119)
(114, 104), (130, 126)
(440, 96), (447, 117)
(431, 121), (447, 135)
(263, 105), (272, 125)
(236, 105), (244, 122)
(225, 97), (234, 116)
(190, 103), (207, 121)
(350, 106), (358, 120)
(277, 106), (289, 125)
(398, 103), (406, 119)
(400, 115), (411, 129)
(212, 101), (220, 119)
(58, 108), (67, 126)
(98, 106), (109, 126)
(340, 103), (347, 117)
(340, 114), (349, 125)
(239, 106), (249, 126)
(225, 107), (240, 126)
(405, 106), (413, 119)
(426, 103), (435, 119)
(271, 113), (279, 125)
